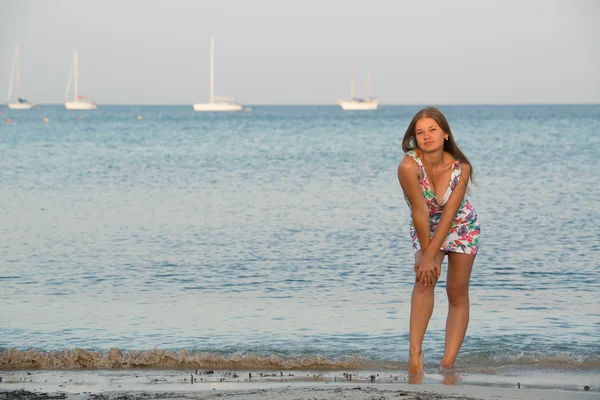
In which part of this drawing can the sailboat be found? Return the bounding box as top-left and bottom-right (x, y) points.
(337, 66), (380, 111)
(64, 50), (97, 110)
(193, 36), (243, 112)
(6, 44), (35, 109)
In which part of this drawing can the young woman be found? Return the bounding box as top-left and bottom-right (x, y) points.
(397, 107), (480, 381)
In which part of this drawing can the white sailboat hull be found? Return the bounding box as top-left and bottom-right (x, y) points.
(7, 102), (34, 110)
(338, 67), (379, 110)
(193, 102), (243, 112)
(339, 100), (380, 110)
(64, 51), (97, 110)
(193, 36), (243, 112)
(65, 101), (97, 110)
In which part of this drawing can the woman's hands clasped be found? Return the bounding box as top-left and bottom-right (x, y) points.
(414, 249), (443, 287)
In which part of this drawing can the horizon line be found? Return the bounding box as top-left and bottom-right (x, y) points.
(4, 102), (599, 107)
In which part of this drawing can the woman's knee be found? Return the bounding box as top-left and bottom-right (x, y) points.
(446, 284), (469, 306)
(413, 281), (435, 295)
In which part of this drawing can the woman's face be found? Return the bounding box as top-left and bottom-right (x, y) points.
(415, 117), (448, 153)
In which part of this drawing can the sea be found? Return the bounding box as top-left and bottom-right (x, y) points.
(1, 105), (599, 391)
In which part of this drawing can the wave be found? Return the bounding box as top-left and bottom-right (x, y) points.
(0, 348), (384, 370)
(1, 347), (598, 371)
(458, 350), (600, 371)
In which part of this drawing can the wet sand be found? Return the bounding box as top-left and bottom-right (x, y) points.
(0, 370), (596, 400)
(1, 385), (597, 400)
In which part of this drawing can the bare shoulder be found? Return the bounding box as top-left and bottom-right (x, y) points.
(398, 154), (419, 176)
(461, 162), (471, 175)
(459, 162), (471, 184)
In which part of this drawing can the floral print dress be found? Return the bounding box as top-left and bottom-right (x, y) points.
(404, 150), (480, 255)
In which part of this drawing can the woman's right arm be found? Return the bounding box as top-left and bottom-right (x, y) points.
(397, 156), (431, 256)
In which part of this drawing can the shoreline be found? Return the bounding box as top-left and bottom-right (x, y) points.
(0, 369), (596, 399)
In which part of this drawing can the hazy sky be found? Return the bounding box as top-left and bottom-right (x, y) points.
(1, 0), (599, 105)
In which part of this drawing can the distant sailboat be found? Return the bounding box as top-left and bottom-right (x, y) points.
(64, 50), (97, 110)
(337, 66), (380, 111)
(193, 36), (243, 112)
(6, 44), (34, 110)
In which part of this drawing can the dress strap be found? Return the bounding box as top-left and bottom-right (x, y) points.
(449, 160), (462, 190)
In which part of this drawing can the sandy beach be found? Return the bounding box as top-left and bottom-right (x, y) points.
(0, 369), (596, 400)
(1, 383), (597, 400)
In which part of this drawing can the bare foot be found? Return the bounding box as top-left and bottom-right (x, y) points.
(408, 351), (423, 384)
(440, 367), (458, 385)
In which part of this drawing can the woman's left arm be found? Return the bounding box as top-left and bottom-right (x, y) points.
(421, 163), (471, 261)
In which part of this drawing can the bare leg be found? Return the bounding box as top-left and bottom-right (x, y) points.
(440, 252), (476, 369)
(408, 250), (445, 383)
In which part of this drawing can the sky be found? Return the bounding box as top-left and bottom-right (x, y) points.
(1, 0), (599, 105)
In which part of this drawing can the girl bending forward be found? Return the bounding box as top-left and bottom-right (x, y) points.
(397, 107), (480, 381)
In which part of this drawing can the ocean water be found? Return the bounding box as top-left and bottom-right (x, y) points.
(0, 105), (599, 389)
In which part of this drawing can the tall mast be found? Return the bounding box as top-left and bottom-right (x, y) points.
(210, 36), (215, 103)
(350, 65), (355, 100)
(74, 50), (79, 101)
(15, 44), (21, 99)
(367, 71), (371, 99)
(7, 44), (18, 103)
